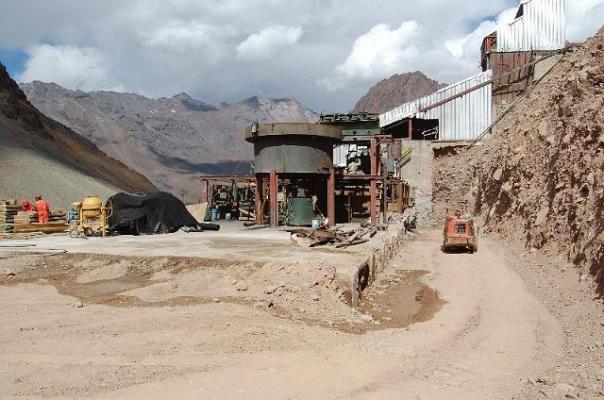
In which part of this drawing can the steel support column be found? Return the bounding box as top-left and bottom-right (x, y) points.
(327, 167), (335, 227)
(382, 175), (388, 224)
(408, 118), (413, 139)
(255, 174), (263, 223)
(269, 168), (278, 227)
(370, 138), (378, 225)
(200, 179), (210, 203)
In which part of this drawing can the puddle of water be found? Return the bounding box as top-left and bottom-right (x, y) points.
(347, 270), (445, 333)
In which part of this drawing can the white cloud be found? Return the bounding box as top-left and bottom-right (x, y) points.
(141, 20), (238, 54)
(2, 0), (602, 111)
(445, 8), (517, 62)
(143, 21), (211, 52)
(321, 21), (419, 90)
(236, 25), (303, 60)
(566, 0), (604, 41)
(18, 44), (117, 91)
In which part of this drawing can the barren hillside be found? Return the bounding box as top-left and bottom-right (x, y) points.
(353, 71), (446, 114)
(20, 83), (317, 201)
(433, 28), (604, 294)
(0, 63), (156, 209)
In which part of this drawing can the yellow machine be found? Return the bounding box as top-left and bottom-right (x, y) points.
(69, 196), (112, 237)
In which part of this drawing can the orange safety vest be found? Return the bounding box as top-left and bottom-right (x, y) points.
(35, 200), (50, 223)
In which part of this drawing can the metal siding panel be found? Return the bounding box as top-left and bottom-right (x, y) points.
(498, 0), (565, 51)
(380, 70), (492, 141)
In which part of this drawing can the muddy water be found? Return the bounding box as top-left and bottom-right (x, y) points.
(352, 270), (445, 333)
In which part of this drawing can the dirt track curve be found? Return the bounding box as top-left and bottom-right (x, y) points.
(0, 230), (562, 399)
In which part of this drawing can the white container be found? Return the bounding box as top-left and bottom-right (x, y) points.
(311, 219), (320, 229)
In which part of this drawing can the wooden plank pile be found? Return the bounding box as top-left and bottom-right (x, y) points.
(288, 225), (383, 249)
(12, 210), (68, 234)
(0, 203), (20, 233)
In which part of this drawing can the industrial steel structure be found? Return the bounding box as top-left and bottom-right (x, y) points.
(379, 0), (567, 141)
(237, 116), (412, 228)
(379, 71), (493, 141)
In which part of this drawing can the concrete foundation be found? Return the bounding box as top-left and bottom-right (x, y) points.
(400, 140), (435, 225)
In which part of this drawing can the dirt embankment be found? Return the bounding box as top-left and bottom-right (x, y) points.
(433, 27), (604, 294)
(0, 63), (157, 199)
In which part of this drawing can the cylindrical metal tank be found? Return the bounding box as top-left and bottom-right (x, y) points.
(286, 197), (314, 226)
(245, 123), (342, 174)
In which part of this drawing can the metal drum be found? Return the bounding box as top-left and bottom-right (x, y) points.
(286, 197), (314, 226)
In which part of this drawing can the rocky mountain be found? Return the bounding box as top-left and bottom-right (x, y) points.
(0, 63), (156, 209)
(353, 71), (446, 114)
(20, 82), (317, 202)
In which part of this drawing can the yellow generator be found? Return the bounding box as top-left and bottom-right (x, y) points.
(69, 196), (112, 237)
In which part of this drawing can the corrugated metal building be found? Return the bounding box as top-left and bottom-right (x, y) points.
(379, 70), (493, 141)
(497, 0), (566, 52)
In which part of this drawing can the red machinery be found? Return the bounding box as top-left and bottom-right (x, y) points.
(442, 210), (478, 253)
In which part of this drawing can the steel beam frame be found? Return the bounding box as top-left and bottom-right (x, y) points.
(255, 174), (263, 223)
(327, 167), (335, 227)
(269, 169), (278, 227)
(370, 138), (378, 224)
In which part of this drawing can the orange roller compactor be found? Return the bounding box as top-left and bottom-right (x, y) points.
(442, 210), (478, 253)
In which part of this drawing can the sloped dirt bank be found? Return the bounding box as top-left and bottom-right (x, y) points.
(434, 27), (604, 295)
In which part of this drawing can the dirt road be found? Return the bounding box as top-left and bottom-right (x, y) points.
(0, 230), (563, 399)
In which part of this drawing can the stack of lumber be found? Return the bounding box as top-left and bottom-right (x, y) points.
(0, 203), (20, 233)
(13, 211), (67, 234)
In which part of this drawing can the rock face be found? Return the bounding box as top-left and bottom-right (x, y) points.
(433, 27), (604, 295)
(20, 83), (317, 202)
(352, 71), (446, 114)
(0, 63), (156, 208)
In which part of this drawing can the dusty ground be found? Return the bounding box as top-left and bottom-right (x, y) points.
(2, 227), (590, 399)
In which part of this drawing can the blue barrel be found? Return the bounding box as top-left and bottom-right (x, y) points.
(210, 208), (218, 221)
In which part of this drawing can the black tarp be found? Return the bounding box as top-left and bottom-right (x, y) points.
(107, 192), (199, 235)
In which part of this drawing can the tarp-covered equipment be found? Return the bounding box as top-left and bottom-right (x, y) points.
(107, 192), (203, 234)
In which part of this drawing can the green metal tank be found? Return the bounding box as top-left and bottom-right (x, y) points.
(286, 197), (314, 226)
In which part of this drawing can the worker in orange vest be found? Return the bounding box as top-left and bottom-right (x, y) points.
(35, 195), (50, 224)
(21, 199), (33, 212)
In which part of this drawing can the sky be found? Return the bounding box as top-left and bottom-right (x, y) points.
(0, 0), (602, 112)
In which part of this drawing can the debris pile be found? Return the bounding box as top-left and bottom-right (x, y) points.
(289, 225), (385, 248)
(433, 27), (604, 294)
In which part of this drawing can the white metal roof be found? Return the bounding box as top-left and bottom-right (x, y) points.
(379, 70), (493, 141)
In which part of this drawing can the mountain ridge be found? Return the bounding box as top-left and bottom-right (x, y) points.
(353, 71), (446, 114)
(20, 81), (318, 202)
(0, 63), (157, 208)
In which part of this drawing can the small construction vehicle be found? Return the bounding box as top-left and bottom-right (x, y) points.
(442, 210), (478, 253)
(68, 196), (112, 237)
